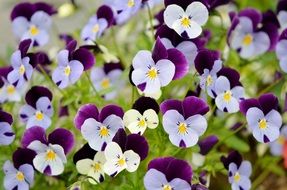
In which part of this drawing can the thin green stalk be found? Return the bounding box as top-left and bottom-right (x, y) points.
(146, 3), (155, 40)
(84, 71), (102, 101)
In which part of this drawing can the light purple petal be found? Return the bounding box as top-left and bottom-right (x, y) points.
(69, 60), (84, 84)
(169, 178), (191, 190)
(144, 169), (168, 190)
(156, 59), (175, 86)
(36, 97), (53, 116)
(0, 122), (15, 145)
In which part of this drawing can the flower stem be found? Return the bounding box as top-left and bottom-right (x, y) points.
(84, 71), (103, 101)
(146, 2), (155, 40)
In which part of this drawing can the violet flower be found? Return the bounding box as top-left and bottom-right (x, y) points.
(144, 157), (192, 190)
(21, 126), (74, 176)
(74, 104), (124, 151)
(276, 29), (287, 72)
(240, 93), (282, 143)
(0, 110), (15, 146)
(269, 125), (287, 156)
(277, 0), (287, 29)
(160, 96), (209, 148)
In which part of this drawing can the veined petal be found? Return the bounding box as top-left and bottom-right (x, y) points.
(172, 19), (202, 39)
(246, 107), (264, 130)
(156, 59), (175, 86)
(265, 110), (282, 128)
(144, 109), (159, 129)
(36, 97), (53, 116)
(185, 114), (207, 136)
(69, 60), (84, 84)
(144, 169), (168, 190)
(124, 150), (140, 172)
(76, 158), (94, 175)
(132, 51), (155, 69)
(186, 2), (209, 25)
(104, 142), (123, 160)
(214, 76), (230, 94)
(57, 50), (69, 67)
(163, 110), (185, 134)
(164, 5), (185, 29)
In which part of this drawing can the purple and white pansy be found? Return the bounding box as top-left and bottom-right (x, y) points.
(52, 40), (95, 89)
(104, 129), (149, 177)
(144, 157), (192, 190)
(131, 37), (188, 94)
(240, 93), (282, 143)
(91, 62), (124, 100)
(164, 1), (209, 39)
(74, 104), (124, 151)
(21, 126), (74, 176)
(19, 86), (53, 130)
(276, 29), (287, 72)
(11, 2), (56, 46)
(124, 97), (159, 135)
(0, 111), (15, 146)
(160, 96), (209, 148)
(269, 125), (287, 156)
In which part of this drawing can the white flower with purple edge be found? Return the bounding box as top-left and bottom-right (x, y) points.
(269, 126), (287, 156)
(228, 161), (252, 190)
(164, 2), (209, 39)
(0, 111), (15, 146)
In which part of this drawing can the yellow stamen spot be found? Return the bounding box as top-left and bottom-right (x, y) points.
(35, 111), (44, 121)
(206, 75), (213, 86)
(223, 91), (232, 103)
(92, 163), (101, 172)
(162, 184), (172, 190)
(92, 24), (100, 33)
(178, 122), (187, 135)
(19, 65), (25, 75)
(242, 34), (253, 46)
(46, 150), (56, 161)
(138, 119), (146, 127)
(30, 25), (39, 36)
(234, 172), (241, 182)
(277, 135), (285, 145)
(99, 126), (109, 137)
(147, 67), (158, 79)
(117, 158), (126, 167)
(101, 78), (110, 89)
(258, 119), (267, 130)
(16, 171), (25, 181)
(181, 17), (191, 28)
(6, 85), (15, 95)
(127, 0), (135, 7)
(64, 66), (71, 76)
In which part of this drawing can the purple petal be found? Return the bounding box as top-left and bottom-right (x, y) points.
(126, 134), (149, 161)
(167, 48), (189, 80)
(12, 148), (36, 169)
(261, 23), (279, 51)
(21, 126), (47, 148)
(164, 0), (194, 9)
(183, 96), (209, 118)
(238, 8), (262, 29)
(34, 2), (57, 16)
(66, 40), (77, 53)
(0, 110), (13, 124)
(73, 143), (98, 164)
(132, 96), (160, 114)
(112, 128), (127, 151)
(48, 128), (74, 154)
(217, 67), (241, 88)
(198, 135), (218, 155)
(220, 151), (242, 169)
(239, 98), (260, 115)
(25, 86), (53, 108)
(152, 37), (168, 63)
(10, 2), (34, 20)
(103, 62), (124, 74)
(97, 5), (114, 27)
(280, 28), (287, 40)
(277, 0), (287, 13)
(72, 48), (95, 71)
(59, 34), (74, 46)
(98, 105), (124, 122)
(148, 157), (192, 183)
(194, 49), (220, 75)
(160, 99), (183, 115)
(30, 52), (51, 69)
(59, 105), (69, 117)
(258, 93), (279, 114)
(74, 104), (99, 130)
(18, 39), (32, 57)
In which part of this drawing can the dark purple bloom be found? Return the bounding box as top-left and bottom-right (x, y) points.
(198, 135), (218, 155)
(221, 151), (242, 170)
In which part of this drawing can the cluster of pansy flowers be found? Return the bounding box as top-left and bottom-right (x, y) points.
(1, 0), (287, 190)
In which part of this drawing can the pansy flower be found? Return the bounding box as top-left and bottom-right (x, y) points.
(74, 144), (106, 184)
(228, 8), (278, 58)
(214, 68), (244, 113)
(91, 62), (124, 100)
(131, 37), (188, 94)
(269, 125), (287, 156)
(3, 160), (34, 190)
(124, 97), (159, 135)
(21, 126), (74, 176)
(11, 2), (56, 46)
(74, 104), (124, 151)
(103, 129), (149, 176)
(163, 1), (209, 39)
(198, 135), (218, 155)
(144, 157), (192, 190)
(0, 110), (15, 146)
(19, 86), (53, 129)
(104, 0), (142, 24)
(52, 40), (95, 89)
(277, 0), (287, 29)
(81, 5), (114, 44)
(240, 93), (282, 143)
(194, 49), (222, 98)
(160, 96), (209, 148)
(276, 29), (287, 73)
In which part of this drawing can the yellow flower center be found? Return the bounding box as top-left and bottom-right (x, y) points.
(117, 158), (126, 167)
(206, 75), (213, 86)
(92, 163), (101, 172)
(242, 34), (253, 46)
(138, 119), (146, 127)
(64, 66), (71, 76)
(178, 122), (187, 135)
(30, 25), (39, 36)
(162, 184), (172, 190)
(234, 172), (241, 182)
(16, 171), (25, 181)
(19, 65), (25, 75)
(6, 85), (16, 95)
(99, 126), (109, 137)
(92, 24), (100, 33)
(277, 135), (285, 145)
(181, 17), (191, 28)
(127, 0), (135, 7)
(46, 150), (56, 161)
(101, 78), (110, 89)
(258, 119), (267, 130)
(35, 111), (44, 121)
(223, 91), (232, 103)
(147, 67), (158, 79)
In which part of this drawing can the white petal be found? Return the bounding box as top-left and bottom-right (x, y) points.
(172, 19), (202, 39)
(185, 114), (207, 136)
(186, 2), (209, 25)
(276, 40), (287, 60)
(163, 110), (185, 134)
(132, 50), (155, 69)
(144, 78), (161, 94)
(27, 140), (48, 154)
(81, 118), (104, 151)
(104, 142), (123, 160)
(156, 59), (175, 86)
(246, 107), (264, 130)
(76, 159), (94, 175)
(12, 17), (29, 39)
(144, 109), (159, 129)
(124, 150), (140, 172)
(164, 5), (185, 28)
(132, 69), (147, 86)
(214, 76), (230, 94)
